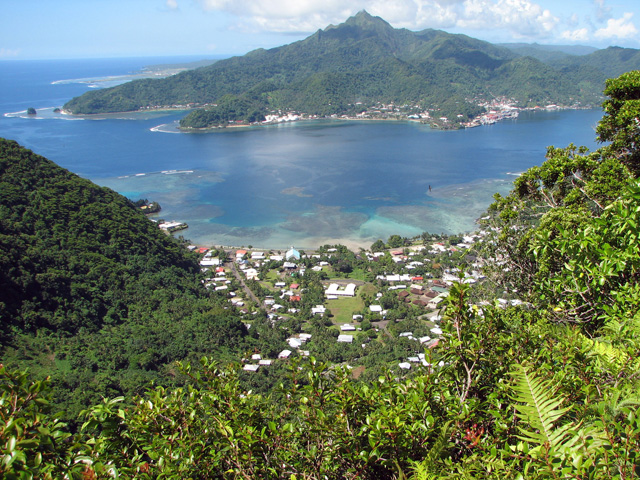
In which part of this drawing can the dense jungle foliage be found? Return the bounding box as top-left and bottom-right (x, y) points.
(0, 138), (255, 422)
(3, 71), (640, 478)
(62, 11), (635, 128)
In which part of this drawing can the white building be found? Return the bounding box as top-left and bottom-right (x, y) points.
(325, 283), (357, 297)
(337, 335), (354, 343)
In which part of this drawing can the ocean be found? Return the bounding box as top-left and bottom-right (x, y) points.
(0, 57), (603, 249)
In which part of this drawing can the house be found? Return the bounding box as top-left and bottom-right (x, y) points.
(337, 335), (354, 343)
(288, 338), (303, 349)
(285, 247), (301, 261)
(278, 349), (292, 359)
(428, 293), (448, 309)
(325, 283), (357, 297)
(340, 324), (356, 331)
(243, 364), (260, 372)
(290, 283), (300, 289)
(244, 268), (259, 281)
(369, 305), (383, 313)
(200, 258), (220, 267)
(311, 305), (326, 315)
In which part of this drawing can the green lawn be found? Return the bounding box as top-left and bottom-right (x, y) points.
(328, 296), (364, 324)
(327, 283), (377, 324)
(346, 268), (367, 281)
(265, 269), (279, 283)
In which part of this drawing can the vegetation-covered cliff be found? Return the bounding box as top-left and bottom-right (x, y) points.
(0, 138), (251, 421)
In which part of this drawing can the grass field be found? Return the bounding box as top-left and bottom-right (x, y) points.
(327, 283), (377, 324)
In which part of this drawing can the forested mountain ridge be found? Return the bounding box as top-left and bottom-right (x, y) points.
(62, 11), (638, 127)
(0, 138), (198, 336)
(0, 138), (251, 421)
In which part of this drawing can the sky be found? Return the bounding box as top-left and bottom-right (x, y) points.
(2, 0), (639, 60)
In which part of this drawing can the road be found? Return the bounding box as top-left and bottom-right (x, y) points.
(227, 260), (263, 308)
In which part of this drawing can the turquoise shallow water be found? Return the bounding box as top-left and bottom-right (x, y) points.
(0, 58), (603, 249)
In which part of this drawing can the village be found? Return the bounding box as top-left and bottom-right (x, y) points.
(189, 231), (525, 379)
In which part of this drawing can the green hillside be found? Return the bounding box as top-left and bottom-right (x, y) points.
(61, 11), (634, 129)
(0, 138), (250, 421)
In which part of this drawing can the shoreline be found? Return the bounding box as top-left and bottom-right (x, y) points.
(61, 104), (597, 131)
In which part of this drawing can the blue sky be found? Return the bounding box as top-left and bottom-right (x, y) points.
(2, 0), (639, 60)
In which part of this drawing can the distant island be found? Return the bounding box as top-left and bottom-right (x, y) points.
(62, 11), (640, 130)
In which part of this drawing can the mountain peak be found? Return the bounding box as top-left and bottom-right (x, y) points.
(325, 10), (393, 32)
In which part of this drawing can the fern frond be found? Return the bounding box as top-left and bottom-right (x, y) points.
(591, 387), (640, 420)
(583, 336), (631, 368)
(510, 364), (575, 452)
(424, 420), (451, 466)
(407, 422), (451, 480)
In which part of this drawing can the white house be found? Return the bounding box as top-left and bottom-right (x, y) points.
(311, 305), (326, 315)
(325, 283), (357, 297)
(286, 247), (301, 261)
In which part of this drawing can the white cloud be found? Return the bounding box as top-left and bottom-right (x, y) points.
(560, 28), (589, 42)
(0, 48), (20, 58)
(458, 0), (558, 38)
(166, 0), (179, 9)
(593, 0), (612, 22)
(196, 0), (563, 39)
(198, 0), (358, 32)
(595, 12), (638, 40)
(567, 13), (579, 28)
